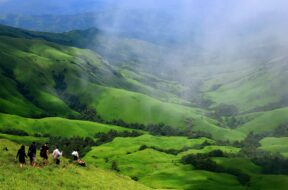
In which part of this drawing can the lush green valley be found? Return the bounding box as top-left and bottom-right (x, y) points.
(0, 7), (288, 189)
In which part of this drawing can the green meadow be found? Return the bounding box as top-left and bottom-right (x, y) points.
(0, 113), (131, 138)
(259, 137), (288, 158)
(0, 24), (287, 190)
(0, 139), (151, 190)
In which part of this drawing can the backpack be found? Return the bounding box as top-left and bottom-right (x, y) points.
(40, 147), (45, 157)
(28, 146), (32, 157)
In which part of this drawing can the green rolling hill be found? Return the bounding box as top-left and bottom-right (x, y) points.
(0, 24), (245, 141)
(0, 23), (288, 190)
(203, 59), (288, 113)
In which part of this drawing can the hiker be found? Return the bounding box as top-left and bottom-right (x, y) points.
(72, 149), (86, 167)
(16, 145), (27, 168)
(52, 146), (63, 165)
(40, 143), (49, 165)
(28, 142), (37, 167)
(72, 149), (80, 161)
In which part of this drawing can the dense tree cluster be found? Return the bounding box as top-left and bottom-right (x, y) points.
(220, 116), (246, 129)
(48, 136), (95, 158)
(238, 132), (262, 157)
(111, 160), (120, 172)
(252, 152), (288, 174)
(216, 132), (288, 175)
(181, 150), (250, 186)
(250, 97), (288, 113)
(104, 120), (212, 138)
(138, 140), (213, 155)
(212, 104), (238, 118)
(95, 130), (142, 145)
(0, 128), (29, 136)
(53, 70), (67, 93)
(138, 144), (189, 155)
(273, 123), (288, 137)
(45, 130), (142, 158)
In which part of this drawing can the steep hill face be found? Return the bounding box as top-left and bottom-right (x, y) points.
(204, 58), (288, 113)
(0, 23), (288, 190)
(0, 34), (135, 117)
(1, 25), (241, 141)
(1, 24), (288, 140)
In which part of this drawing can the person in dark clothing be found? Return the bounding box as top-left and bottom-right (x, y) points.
(16, 145), (27, 168)
(28, 142), (37, 167)
(40, 143), (49, 165)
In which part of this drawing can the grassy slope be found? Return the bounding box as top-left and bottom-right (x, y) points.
(0, 35), (135, 117)
(85, 135), (214, 164)
(237, 107), (288, 135)
(120, 68), (189, 105)
(212, 157), (288, 190)
(73, 83), (245, 141)
(140, 165), (245, 190)
(0, 139), (150, 190)
(177, 145), (241, 159)
(85, 134), (288, 190)
(212, 157), (261, 174)
(0, 37), (77, 117)
(0, 133), (47, 145)
(0, 24), (287, 189)
(0, 113), (132, 138)
(204, 59), (288, 112)
(0, 24), (184, 103)
(259, 137), (288, 158)
(0, 32), (245, 141)
(84, 135), (247, 190)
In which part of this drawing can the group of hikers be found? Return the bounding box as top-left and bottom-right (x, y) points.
(15, 142), (85, 168)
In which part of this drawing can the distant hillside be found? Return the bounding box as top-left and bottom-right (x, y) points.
(201, 57), (288, 113)
(0, 24), (243, 141)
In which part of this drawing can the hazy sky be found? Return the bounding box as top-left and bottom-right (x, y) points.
(1, 0), (287, 87)
(0, 0), (287, 16)
(1, 0), (287, 60)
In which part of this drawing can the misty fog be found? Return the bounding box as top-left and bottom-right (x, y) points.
(89, 0), (288, 97)
(1, 0), (287, 101)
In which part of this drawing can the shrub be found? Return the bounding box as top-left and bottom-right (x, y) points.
(95, 130), (142, 145)
(48, 136), (95, 158)
(181, 152), (250, 185)
(213, 104), (238, 118)
(0, 128), (29, 136)
(111, 161), (120, 172)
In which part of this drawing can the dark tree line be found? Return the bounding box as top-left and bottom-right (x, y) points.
(0, 128), (29, 136)
(212, 104), (239, 119)
(103, 120), (212, 138)
(95, 130), (142, 145)
(220, 116), (246, 129)
(216, 132), (288, 175)
(181, 150), (250, 186)
(48, 136), (95, 158)
(45, 130), (142, 159)
(252, 152), (288, 174)
(52, 72), (213, 138)
(272, 123), (288, 137)
(138, 140), (213, 155)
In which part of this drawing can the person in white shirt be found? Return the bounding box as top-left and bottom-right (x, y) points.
(52, 146), (63, 165)
(72, 149), (80, 161)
